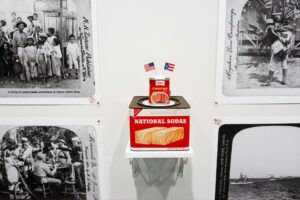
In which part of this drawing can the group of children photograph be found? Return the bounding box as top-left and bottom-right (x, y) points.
(0, 12), (81, 88)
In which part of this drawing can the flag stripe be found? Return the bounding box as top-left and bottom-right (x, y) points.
(144, 62), (156, 72)
(164, 62), (175, 72)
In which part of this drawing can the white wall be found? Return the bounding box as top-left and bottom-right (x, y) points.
(1, 0), (34, 12)
(98, 0), (219, 199)
(97, 0), (300, 199)
(1, 0), (300, 200)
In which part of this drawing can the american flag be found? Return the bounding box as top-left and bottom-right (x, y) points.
(164, 62), (175, 72)
(144, 62), (156, 72)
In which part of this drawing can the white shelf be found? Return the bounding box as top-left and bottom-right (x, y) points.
(125, 142), (194, 158)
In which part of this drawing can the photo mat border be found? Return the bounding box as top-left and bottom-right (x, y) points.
(212, 117), (300, 200)
(0, 0), (100, 105)
(215, 0), (300, 104)
(0, 117), (104, 200)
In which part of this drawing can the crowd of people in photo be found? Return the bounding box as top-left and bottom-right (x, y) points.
(0, 134), (85, 199)
(0, 12), (81, 87)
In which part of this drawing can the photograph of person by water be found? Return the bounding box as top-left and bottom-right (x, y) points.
(0, 0), (99, 104)
(0, 119), (101, 200)
(216, 0), (300, 103)
(214, 119), (300, 200)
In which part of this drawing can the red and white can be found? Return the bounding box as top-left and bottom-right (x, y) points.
(149, 77), (170, 104)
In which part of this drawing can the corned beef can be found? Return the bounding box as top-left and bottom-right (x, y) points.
(149, 77), (170, 104)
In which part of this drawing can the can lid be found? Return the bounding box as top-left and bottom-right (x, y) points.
(150, 76), (170, 81)
(155, 76), (166, 79)
(129, 96), (190, 109)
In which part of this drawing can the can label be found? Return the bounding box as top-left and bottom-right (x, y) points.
(149, 78), (170, 104)
(129, 108), (190, 150)
(130, 116), (190, 150)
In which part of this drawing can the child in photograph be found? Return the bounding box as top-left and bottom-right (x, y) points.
(32, 13), (42, 28)
(46, 27), (56, 46)
(2, 42), (14, 84)
(24, 36), (37, 84)
(67, 34), (80, 79)
(51, 37), (62, 83)
(36, 41), (47, 85)
(45, 28), (56, 79)
(32, 26), (42, 44)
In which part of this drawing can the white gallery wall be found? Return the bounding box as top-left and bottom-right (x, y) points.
(1, 0), (300, 200)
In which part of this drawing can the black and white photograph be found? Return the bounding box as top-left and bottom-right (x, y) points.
(0, 121), (100, 200)
(216, 0), (300, 103)
(214, 120), (300, 200)
(0, 0), (98, 104)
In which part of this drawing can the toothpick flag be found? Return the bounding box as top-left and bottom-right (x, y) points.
(144, 62), (156, 72)
(164, 62), (175, 72)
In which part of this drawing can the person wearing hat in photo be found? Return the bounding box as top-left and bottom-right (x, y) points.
(275, 18), (293, 85)
(56, 139), (72, 166)
(262, 17), (294, 86)
(39, 32), (48, 45)
(19, 137), (32, 157)
(71, 137), (84, 188)
(31, 141), (43, 159)
(24, 36), (37, 84)
(18, 137), (33, 177)
(56, 139), (77, 182)
(33, 152), (61, 186)
(39, 32), (53, 87)
(262, 18), (276, 46)
(45, 140), (58, 165)
(26, 15), (34, 36)
(261, 18), (277, 86)
(12, 20), (28, 83)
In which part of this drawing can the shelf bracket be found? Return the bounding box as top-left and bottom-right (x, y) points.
(129, 158), (138, 177)
(129, 158), (189, 179)
(177, 158), (188, 178)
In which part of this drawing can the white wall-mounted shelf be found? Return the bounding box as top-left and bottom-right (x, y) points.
(125, 142), (193, 179)
(125, 142), (194, 158)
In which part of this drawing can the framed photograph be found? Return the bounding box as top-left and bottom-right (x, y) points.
(216, 0), (300, 104)
(0, 118), (102, 200)
(212, 117), (300, 200)
(0, 0), (99, 104)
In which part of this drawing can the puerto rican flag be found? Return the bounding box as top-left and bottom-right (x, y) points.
(164, 62), (175, 72)
(144, 62), (156, 72)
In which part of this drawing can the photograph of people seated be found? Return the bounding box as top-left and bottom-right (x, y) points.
(0, 126), (85, 200)
(0, 11), (80, 89)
